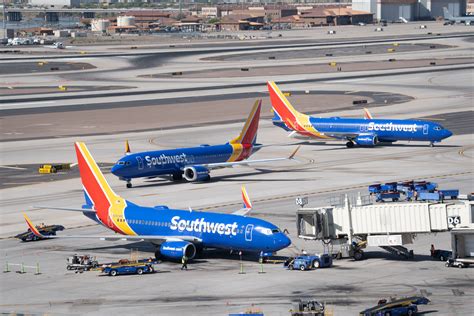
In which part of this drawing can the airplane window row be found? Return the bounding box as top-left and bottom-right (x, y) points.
(127, 219), (170, 227)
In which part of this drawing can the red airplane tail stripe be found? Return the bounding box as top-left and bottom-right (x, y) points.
(74, 143), (112, 223)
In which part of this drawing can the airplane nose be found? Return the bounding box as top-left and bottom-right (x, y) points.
(443, 129), (453, 139)
(111, 164), (122, 176)
(278, 233), (292, 249)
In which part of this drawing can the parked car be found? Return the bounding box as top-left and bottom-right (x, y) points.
(431, 249), (452, 261)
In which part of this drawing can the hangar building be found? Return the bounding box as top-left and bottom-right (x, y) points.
(352, 0), (467, 21)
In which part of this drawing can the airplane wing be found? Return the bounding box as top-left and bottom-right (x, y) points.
(202, 146), (300, 170)
(23, 213), (202, 244)
(33, 206), (96, 213)
(232, 185), (253, 216)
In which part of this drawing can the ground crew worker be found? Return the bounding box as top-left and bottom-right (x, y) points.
(181, 255), (188, 270)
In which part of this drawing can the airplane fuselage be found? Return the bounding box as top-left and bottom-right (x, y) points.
(112, 143), (256, 180)
(275, 117), (452, 145)
(93, 201), (291, 253)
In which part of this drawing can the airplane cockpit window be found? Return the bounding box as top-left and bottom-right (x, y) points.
(434, 126), (442, 131)
(125, 161), (131, 166)
(272, 229), (280, 234)
(118, 161), (125, 165)
(256, 227), (272, 235)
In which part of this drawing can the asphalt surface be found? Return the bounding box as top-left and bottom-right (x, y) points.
(203, 43), (453, 61)
(0, 61), (95, 75)
(1, 65), (471, 107)
(0, 90), (413, 141)
(0, 25), (472, 316)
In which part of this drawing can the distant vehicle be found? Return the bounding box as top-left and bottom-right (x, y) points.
(286, 254), (333, 271)
(267, 81), (453, 148)
(102, 262), (154, 276)
(111, 100), (298, 187)
(15, 224), (64, 242)
(357, 22), (366, 26)
(431, 249), (452, 261)
(54, 42), (65, 49)
(23, 142), (292, 262)
(445, 258), (474, 268)
(443, 7), (474, 25)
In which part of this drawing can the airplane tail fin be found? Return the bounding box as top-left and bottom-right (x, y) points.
(443, 7), (453, 19)
(125, 140), (131, 155)
(363, 108), (373, 120)
(230, 99), (261, 145)
(74, 142), (123, 223)
(267, 81), (305, 130)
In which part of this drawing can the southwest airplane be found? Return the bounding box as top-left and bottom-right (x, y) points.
(267, 81), (452, 148)
(111, 100), (298, 188)
(23, 142), (292, 261)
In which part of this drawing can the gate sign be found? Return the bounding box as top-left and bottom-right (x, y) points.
(448, 215), (461, 227)
(296, 197), (308, 207)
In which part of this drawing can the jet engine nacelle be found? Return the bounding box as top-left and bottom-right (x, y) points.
(160, 241), (196, 260)
(183, 165), (210, 182)
(354, 134), (378, 147)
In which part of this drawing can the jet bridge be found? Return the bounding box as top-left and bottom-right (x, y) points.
(296, 194), (473, 259)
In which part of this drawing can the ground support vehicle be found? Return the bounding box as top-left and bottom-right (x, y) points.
(102, 261), (155, 276)
(286, 254), (332, 271)
(360, 296), (430, 316)
(290, 299), (325, 316)
(15, 224), (64, 242)
(375, 191), (400, 202)
(445, 258), (474, 268)
(66, 254), (99, 272)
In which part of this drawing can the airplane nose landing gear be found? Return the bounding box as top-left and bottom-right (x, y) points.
(346, 141), (355, 148)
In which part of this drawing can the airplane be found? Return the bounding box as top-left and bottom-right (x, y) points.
(443, 7), (474, 25)
(111, 100), (299, 188)
(267, 81), (453, 148)
(23, 142), (292, 262)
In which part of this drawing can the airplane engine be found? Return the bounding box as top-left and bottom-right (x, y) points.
(159, 241), (196, 260)
(354, 134), (378, 147)
(183, 165), (210, 182)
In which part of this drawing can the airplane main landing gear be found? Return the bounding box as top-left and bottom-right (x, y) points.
(126, 180), (132, 188)
(346, 141), (355, 148)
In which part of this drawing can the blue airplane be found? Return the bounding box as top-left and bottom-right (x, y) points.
(267, 81), (453, 148)
(23, 142), (291, 261)
(111, 100), (297, 188)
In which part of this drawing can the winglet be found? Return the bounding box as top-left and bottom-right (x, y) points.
(125, 140), (131, 155)
(289, 145), (301, 160)
(23, 213), (44, 238)
(363, 108), (373, 120)
(241, 185), (252, 209)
